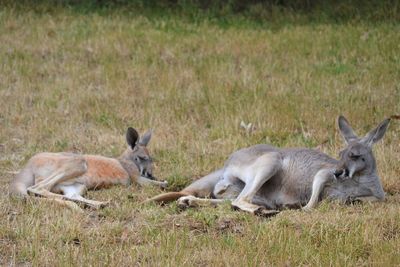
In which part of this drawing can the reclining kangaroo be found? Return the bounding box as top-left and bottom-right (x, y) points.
(10, 127), (167, 210)
(147, 116), (390, 215)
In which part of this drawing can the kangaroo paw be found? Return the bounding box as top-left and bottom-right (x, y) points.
(177, 196), (197, 209)
(160, 181), (168, 189)
(254, 207), (280, 217)
(231, 200), (263, 214)
(84, 200), (109, 210)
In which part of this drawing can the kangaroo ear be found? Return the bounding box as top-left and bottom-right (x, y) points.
(338, 115), (358, 144)
(139, 129), (152, 146)
(126, 127), (139, 149)
(360, 118), (391, 146)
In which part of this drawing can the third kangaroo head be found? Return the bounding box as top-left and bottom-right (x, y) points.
(335, 115), (391, 179)
(125, 127), (155, 179)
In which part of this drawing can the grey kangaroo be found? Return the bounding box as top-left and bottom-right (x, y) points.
(147, 116), (390, 215)
(10, 127), (167, 211)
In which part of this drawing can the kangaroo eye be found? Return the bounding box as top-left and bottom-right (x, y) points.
(349, 154), (360, 160)
(361, 157), (365, 162)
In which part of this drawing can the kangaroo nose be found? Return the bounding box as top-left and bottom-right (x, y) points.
(334, 169), (344, 178)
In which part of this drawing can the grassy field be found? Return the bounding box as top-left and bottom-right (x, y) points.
(1, 2), (400, 266)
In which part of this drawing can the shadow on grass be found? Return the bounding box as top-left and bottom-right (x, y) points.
(1, 0), (399, 29)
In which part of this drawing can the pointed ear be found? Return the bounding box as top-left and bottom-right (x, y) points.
(126, 127), (139, 149)
(338, 115), (358, 144)
(360, 118), (391, 146)
(139, 129), (152, 146)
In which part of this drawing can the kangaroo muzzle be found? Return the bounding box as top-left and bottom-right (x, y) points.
(334, 167), (350, 180)
(140, 169), (155, 180)
(334, 169), (344, 178)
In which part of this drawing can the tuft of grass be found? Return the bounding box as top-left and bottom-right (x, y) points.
(0, 2), (399, 266)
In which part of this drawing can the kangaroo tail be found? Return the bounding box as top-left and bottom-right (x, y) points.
(144, 191), (190, 204)
(145, 169), (224, 204)
(9, 167), (34, 197)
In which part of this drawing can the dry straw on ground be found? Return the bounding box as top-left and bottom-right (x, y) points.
(0, 4), (399, 266)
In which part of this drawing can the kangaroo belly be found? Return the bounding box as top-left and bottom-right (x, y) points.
(264, 149), (337, 208)
(252, 186), (309, 209)
(249, 173), (307, 209)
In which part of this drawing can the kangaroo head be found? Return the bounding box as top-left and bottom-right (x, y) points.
(123, 127), (155, 180)
(336, 116), (390, 179)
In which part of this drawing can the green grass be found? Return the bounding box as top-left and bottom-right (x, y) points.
(1, 3), (400, 266)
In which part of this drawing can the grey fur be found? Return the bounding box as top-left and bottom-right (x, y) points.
(157, 116), (391, 215)
(139, 129), (152, 146)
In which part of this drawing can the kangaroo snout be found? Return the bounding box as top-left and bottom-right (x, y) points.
(141, 170), (155, 180)
(334, 167), (349, 180)
(334, 169), (344, 178)
(146, 173), (156, 180)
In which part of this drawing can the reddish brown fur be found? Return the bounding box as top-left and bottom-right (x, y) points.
(27, 153), (137, 188)
(10, 128), (165, 210)
(83, 156), (131, 189)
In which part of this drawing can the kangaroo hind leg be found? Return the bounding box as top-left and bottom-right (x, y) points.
(57, 183), (108, 209)
(27, 156), (87, 208)
(177, 173), (242, 209)
(177, 196), (227, 208)
(231, 152), (281, 215)
(28, 156), (87, 192)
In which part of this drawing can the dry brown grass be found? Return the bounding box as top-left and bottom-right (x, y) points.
(0, 4), (399, 266)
